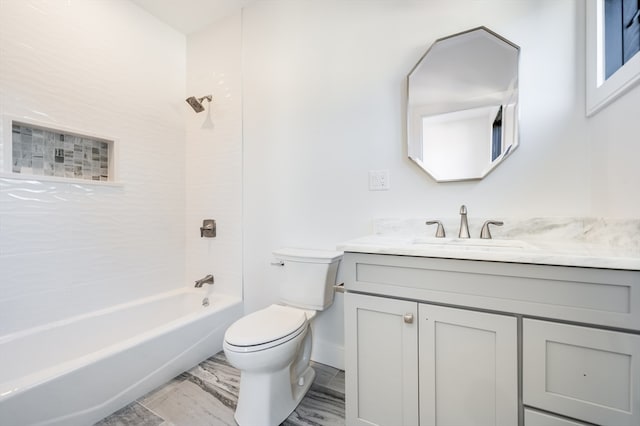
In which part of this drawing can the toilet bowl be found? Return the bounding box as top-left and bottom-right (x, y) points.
(223, 248), (342, 426)
(224, 305), (315, 425)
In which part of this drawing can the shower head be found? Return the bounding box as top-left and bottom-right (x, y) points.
(185, 95), (212, 113)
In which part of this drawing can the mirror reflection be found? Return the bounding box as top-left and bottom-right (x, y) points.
(407, 27), (520, 182)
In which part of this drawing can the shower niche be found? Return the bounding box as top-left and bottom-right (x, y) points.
(6, 119), (115, 182)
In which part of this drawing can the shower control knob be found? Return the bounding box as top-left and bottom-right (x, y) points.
(403, 313), (414, 324)
(200, 219), (216, 238)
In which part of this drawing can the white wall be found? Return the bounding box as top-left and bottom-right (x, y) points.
(185, 13), (243, 300)
(239, 0), (601, 368)
(587, 83), (640, 216)
(0, 0), (186, 334)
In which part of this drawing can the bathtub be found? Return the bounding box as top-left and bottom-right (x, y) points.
(0, 288), (243, 426)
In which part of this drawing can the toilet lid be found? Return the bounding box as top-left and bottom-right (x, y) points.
(224, 305), (307, 347)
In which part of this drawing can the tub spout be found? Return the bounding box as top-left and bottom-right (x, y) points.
(195, 274), (214, 288)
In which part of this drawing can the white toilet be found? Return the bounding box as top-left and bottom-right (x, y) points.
(223, 248), (343, 426)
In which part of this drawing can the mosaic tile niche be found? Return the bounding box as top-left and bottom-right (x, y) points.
(11, 122), (111, 181)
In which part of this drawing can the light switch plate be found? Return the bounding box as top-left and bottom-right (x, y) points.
(369, 169), (390, 191)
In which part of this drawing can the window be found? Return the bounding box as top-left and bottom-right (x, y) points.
(604, 0), (640, 78)
(491, 106), (503, 162)
(586, 0), (640, 115)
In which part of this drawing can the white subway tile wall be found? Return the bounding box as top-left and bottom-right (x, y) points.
(0, 1), (187, 334)
(184, 13), (243, 301)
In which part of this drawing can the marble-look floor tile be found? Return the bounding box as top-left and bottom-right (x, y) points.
(137, 373), (190, 408)
(325, 371), (344, 396)
(141, 379), (236, 426)
(188, 352), (240, 408)
(94, 402), (164, 426)
(96, 351), (344, 426)
(282, 385), (345, 426)
(310, 361), (339, 388)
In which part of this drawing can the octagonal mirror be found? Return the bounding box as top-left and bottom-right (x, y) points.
(407, 27), (520, 182)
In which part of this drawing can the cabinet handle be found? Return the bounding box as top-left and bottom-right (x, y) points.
(403, 313), (414, 324)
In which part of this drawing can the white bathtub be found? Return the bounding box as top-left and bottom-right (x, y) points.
(0, 288), (243, 426)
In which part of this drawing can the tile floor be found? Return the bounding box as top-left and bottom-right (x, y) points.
(94, 352), (345, 426)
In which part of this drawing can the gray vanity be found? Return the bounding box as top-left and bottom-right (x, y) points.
(364, 15), (640, 425)
(340, 218), (640, 426)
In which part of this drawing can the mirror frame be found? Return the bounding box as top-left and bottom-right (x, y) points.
(406, 26), (520, 182)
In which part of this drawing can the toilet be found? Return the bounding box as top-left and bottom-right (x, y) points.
(223, 248), (343, 426)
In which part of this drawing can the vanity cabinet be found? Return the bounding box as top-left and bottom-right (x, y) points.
(345, 292), (517, 426)
(343, 252), (640, 426)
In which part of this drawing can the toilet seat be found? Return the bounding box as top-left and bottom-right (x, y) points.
(224, 305), (308, 353)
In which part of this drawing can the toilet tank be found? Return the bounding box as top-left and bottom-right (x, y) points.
(273, 248), (343, 311)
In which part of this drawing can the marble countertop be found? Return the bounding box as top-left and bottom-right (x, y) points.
(338, 218), (640, 270)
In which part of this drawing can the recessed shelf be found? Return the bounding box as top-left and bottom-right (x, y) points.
(2, 115), (119, 184)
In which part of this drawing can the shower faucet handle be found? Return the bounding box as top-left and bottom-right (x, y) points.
(200, 219), (216, 238)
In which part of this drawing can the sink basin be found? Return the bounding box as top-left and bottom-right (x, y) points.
(412, 237), (533, 249)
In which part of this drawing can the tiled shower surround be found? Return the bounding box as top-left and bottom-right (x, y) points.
(11, 122), (110, 181)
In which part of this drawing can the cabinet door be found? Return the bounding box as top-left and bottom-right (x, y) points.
(523, 319), (640, 426)
(418, 304), (518, 426)
(345, 293), (419, 426)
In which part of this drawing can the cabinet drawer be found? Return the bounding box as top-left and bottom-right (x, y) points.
(524, 408), (590, 426)
(523, 319), (640, 426)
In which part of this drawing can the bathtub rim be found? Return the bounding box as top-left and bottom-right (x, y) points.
(0, 288), (241, 402)
(0, 287), (223, 345)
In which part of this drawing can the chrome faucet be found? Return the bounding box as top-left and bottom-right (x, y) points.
(194, 274), (214, 288)
(458, 205), (470, 238)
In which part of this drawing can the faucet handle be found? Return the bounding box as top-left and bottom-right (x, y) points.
(426, 220), (446, 238)
(480, 220), (504, 239)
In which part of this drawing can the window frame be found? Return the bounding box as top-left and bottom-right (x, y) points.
(586, 0), (640, 116)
